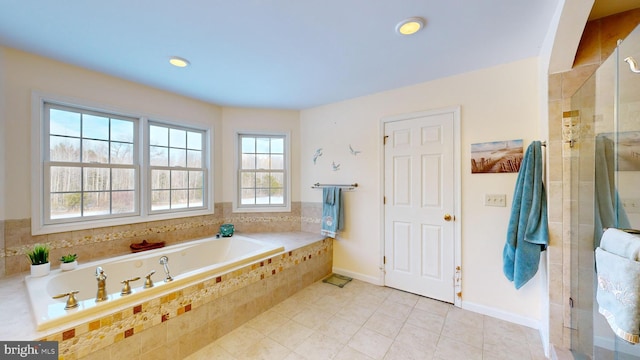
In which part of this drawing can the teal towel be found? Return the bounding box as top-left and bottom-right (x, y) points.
(594, 135), (630, 247)
(596, 247), (640, 344)
(321, 187), (344, 237)
(503, 141), (549, 289)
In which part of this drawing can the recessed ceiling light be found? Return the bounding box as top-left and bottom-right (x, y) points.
(396, 17), (425, 35)
(169, 56), (190, 68)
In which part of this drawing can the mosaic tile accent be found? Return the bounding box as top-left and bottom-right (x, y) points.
(37, 238), (332, 359)
(2, 202), (321, 277)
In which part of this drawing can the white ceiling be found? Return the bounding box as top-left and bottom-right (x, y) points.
(0, 0), (583, 110)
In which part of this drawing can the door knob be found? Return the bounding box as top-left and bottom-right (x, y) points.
(444, 214), (453, 221)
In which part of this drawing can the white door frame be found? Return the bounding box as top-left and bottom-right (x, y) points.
(379, 106), (462, 307)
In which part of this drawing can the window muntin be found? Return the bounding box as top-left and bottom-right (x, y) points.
(45, 103), (137, 222)
(38, 99), (212, 232)
(149, 123), (206, 212)
(238, 134), (286, 207)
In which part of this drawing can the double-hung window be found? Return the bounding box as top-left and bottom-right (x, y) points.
(35, 96), (212, 234)
(45, 103), (138, 222)
(236, 133), (289, 212)
(149, 123), (206, 212)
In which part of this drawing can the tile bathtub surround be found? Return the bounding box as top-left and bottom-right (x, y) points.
(185, 279), (547, 360)
(2, 202), (312, 277)
(26, 236), (332, 359)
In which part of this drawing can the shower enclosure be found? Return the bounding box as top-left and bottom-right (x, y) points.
(570, 24), (640, 359)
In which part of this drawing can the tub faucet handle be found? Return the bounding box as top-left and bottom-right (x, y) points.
(120, 277), (141, 295)
(52, 290), (80, 310)
(144, 270), (156, 288)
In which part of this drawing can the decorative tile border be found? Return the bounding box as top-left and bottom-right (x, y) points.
(1, 202), (324, 277)
(39, 238), (331, 359)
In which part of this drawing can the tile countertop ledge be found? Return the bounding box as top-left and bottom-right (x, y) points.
(0, 231), (328, 341)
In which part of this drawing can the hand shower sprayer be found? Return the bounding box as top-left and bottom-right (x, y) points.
(159, 256), (173, 282)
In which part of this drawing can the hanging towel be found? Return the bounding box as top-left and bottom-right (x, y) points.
(600, 228), (640, 261)
(594, 135), (631, 247)
(321, 187), (344, 238)
(503, 141), (549, 289)
(595, 229), (640, 344)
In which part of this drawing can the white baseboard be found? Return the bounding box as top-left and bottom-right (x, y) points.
(331, 267), (383, 286)
(462, 300), (540, 330)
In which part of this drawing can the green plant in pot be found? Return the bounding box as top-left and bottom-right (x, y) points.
(59, 253), (78, 271)
(26, 244), (50, 277)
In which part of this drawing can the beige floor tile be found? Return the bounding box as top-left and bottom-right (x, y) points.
(394, 323), (440, 353)
(334, 345), (375, 360)
(292, 305), (334, 329)
(269, 319), (315, 350)
(386, 289), (420, 307)
(216, 325), (265, 357)
(434, 336), (483, 360)
(384, 340), (435, 360)
(375, 298), (413, 321)
(415, 296), (452, 317)
(293, 333), (345, 360)
(364, 311), (405, 338)
(440, 318), (484, 349)
(238, 337), (292, 360)
(348, 327), (394, 360)
(188, 279), (547, 360)
(405, 307), (446, 335)
(445, 307), (484, 329)
(334, 302), (377, 326)
(184, 343), (235, 360)
(314, 315), (362, 344)
(246, 309), (291, 335)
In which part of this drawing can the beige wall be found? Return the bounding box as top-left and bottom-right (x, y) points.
(300, 57), (545, 323)
(220, 107), (301, 204)
(1, 47), (224, 220)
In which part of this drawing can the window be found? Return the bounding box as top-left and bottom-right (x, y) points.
(237, 133), (289, 211)
(149, 123), (206, 212)
(34, 95), (212, 234)
(44, 103), (138, 222)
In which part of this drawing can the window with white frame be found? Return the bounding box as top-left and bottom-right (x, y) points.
(237, 133), (288, 210)
(36, 98), (211, 233)
(149, 123), (206, 212)
(45, 103), (138, 222)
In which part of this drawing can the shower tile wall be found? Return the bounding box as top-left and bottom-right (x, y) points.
(546, 8), (640, 352)
(1, 202), (311, 278)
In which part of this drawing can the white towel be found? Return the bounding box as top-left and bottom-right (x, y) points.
(596, 228), (640, 343)
(601, 228), (640, 260)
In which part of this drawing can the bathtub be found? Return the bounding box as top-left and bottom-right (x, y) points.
(25, 235), (285, 331)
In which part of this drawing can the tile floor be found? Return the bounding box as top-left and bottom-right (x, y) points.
(185, 279), (547, 360)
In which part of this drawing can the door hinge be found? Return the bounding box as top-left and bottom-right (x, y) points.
(383, 196), (386, 204)
(383, 256), (386, 264)
(383, 135), (389, 145)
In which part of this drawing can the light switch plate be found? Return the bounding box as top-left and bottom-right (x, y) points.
(485, 194), (506, 207)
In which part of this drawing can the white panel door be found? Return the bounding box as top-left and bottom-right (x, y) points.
(384, 110), (456, 303)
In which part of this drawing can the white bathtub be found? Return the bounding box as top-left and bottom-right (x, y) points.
(25, 235), (285, 331)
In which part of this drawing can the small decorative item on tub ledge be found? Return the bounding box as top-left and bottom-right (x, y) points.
(26, 243), (50, 277)
(130, 240), (165, 253)
(220, 223), (234, 237)
(59, 253), (78, 271)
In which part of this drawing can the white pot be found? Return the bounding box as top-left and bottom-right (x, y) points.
(60, 260), (77, 271)
(30, 263), (50, 277)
